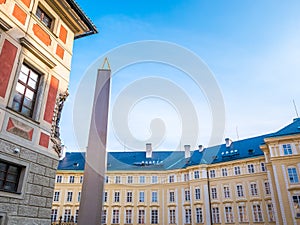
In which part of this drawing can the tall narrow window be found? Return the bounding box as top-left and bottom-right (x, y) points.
(138, 209), (145, 224)
(139, 191), (145, 202)
(288, 167), (299, 183)
(53, 191), (60, 202)
(185, 209), (191, 224)
(139, 176), (145, 184)
(114, 191), (120, 202)
(236, 184), (244, 197)
(253, 204), (263, 222)
(68, 176), (74, 183)
(195, 207), (203, 223)
(225, 206), (234, 223)
(169, 209), (176, 224)
(36, 6), (53, 28)
(169, 191), (175, 202)
(66, 191), (73, 202)
(77, 192), (81, 202)
(169, 175), (175, 183)
(115, 176), (121, 184)
(212, 207), (220, 223)
(238, 205), (248, 222)
(185, 189), (190, 201)
(184, 173), (189, 181)
(250, 183), (258, 196)
(51, 209), (58, 222)
(125, 209), (132, 224)
(63, 209), (71, 222)
(223, 186), (230, 198)
(195, 187), (201, 200)
(293, 195), (300, 218)
(12, 64), (40, 118)
(194, 170), (200, 179)
(56, 175), (62, 183)
(152, 191), (158, 202)
(222, 168), (228, 176)
(127, 176), (133, 184)
(151, 176), (158, 184)
(210, 170), (216, 178)
(151, 209), (158, 224)
(103, 191), (107, 202)
(101, 209), (107, 224)
(261, 162), (266, 172)
(75, 209), (79, 223)
(264, 181), (271, 195)
(211, 187), (217, 199)
(112, 209), (119, 224)
(127, 191), (133, 202)
(267, 203), (275, 222)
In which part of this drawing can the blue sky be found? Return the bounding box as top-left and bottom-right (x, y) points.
(61, 0), (300, 151)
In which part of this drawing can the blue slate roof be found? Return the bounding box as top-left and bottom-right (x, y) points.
(58, 118), (300, 171)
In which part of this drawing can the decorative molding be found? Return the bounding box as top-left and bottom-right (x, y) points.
(0, 17), (12, 31)
(19, 37), (56, 68)
(6, 117), (34, 141)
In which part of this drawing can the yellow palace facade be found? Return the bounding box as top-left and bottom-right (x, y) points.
(52, 118), (300, 225)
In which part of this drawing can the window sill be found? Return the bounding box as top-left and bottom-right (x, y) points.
(6, 107), (40, 125)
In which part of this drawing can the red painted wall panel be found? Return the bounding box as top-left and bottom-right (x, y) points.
(44, 76), (59, 123)
(0, 40), (18, 98)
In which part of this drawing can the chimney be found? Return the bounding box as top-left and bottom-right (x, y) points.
(225, 138), (232, 147)
(146, 143), (152, 158)
(198, 145), (204, 152)
(184, 144), (191, 158)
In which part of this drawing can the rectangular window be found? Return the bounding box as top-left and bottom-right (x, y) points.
(105, 176), (109, 184)
(225, 206), (234, 223)
(195, 187), (201, 200)
(211, 187), (217, 199)
(152, 191), (158, 202)
(125, 209), (132, 224)
(80, 176), (83, 183)
(210, 170), (216, 178)
(36, 6), (53, 28)
(293, 195), (300, 218)
(101, 209), (107, 224)
(194, 170), (200, 179)
(127, 176), (133, 184)
(234, 166), (241, 175)
(169, 175), (175, 183)
(112, 209), (119, 224)
(56, 175), (62, 183)
(222, 168), (228, 177)
(184, 189), (190, 201)
(236, 184), (244, 197)
(283, 143), (293, 155)
(66, 191), (73, 202)
(267, 203), (275, 222)
(223, 186), (230, 198)
(115, 176), (121, 184)
(264, 181), (271, 195)
(114, 191), (120, 202)
(51, 209), (58, 222)
(127, 191), (133, 202)
(261, 162), (266, 172)
(212, 207), (220, 223)
(139, 191), (145, 202)
(77, 192), (81, 202)
(288, 167), (299, 183)
(151, 209), (158, 224)
(250, 183), (258, 196)
(104, 191), (107, 202)
(184, 173), (189, 181)
(195, 207), (203, 223)
(248, 164), (255, 173)
(138, 209), (145, 224)
(253, 204), (263, 222)
(185, 209), (191, 224)
(63, 209), (71, 222)
(169, 209), (176, 224)
(69, 176), (74, 183)
(53, 191), (60, 202)
(238, 205), (248, 222)
(75, 209), (79, 223)
(169, 191), (175, 202)
(139, 176), (145, 184)
(12, 64), (40, 118)
(151, 176), (158, 184)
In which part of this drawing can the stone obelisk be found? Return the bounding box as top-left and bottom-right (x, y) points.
(78, 66), (111, 225)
